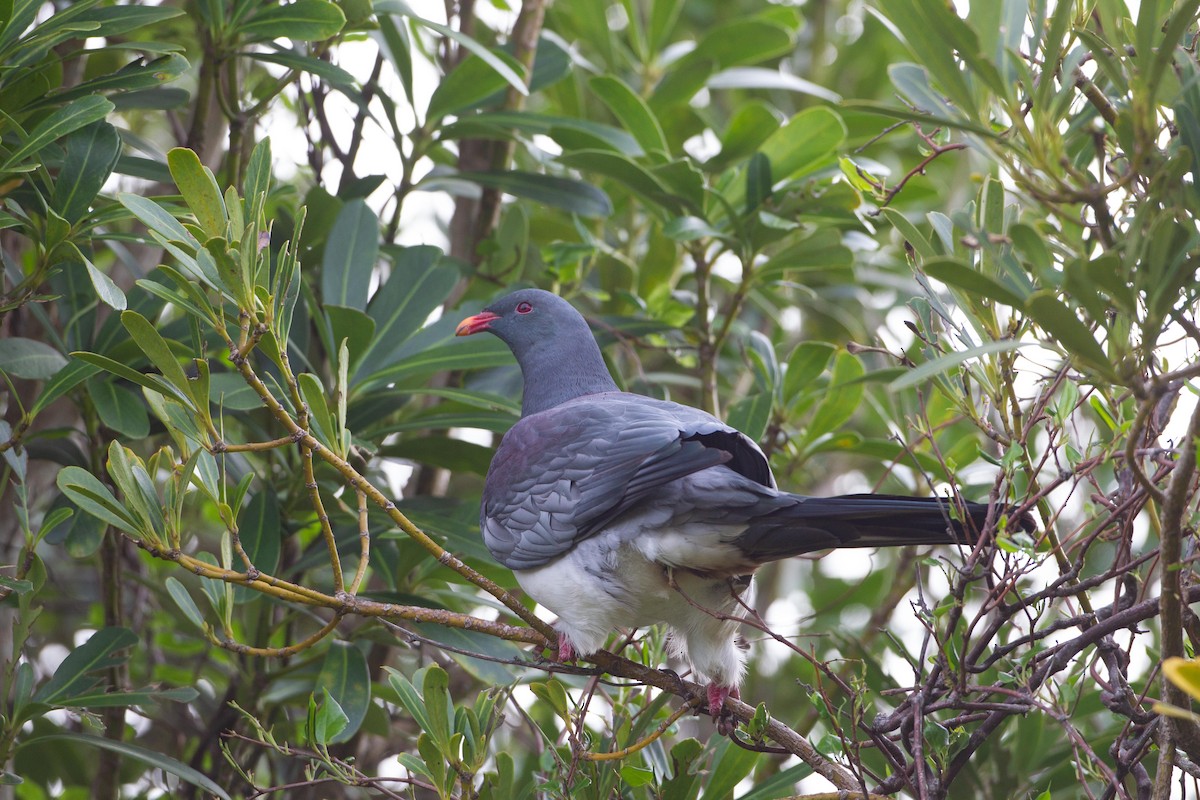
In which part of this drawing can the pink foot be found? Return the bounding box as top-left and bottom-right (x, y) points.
(706, 684), (739, 712)
(707, 684), (740, 735)
(556, 636), (577, 663)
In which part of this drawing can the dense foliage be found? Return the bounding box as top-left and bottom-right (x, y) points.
(1, 0), (1199, 798)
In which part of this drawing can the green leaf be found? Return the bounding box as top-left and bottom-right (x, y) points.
(923, 257), (1025, 307)
(1025, 292), (1116, 378)
(745, 151), (772, 212)
(698, 735), (760, 800)
(690, 17), (794, 69)
(708, 100), (780, 171)
(325, 305), (377, 374)
(86, 377), (150, 438)
(556, 150), (684, 215)
(1, 95), (114, 171)
(709, 66), (841, 102)
(248, 49), (357, 90)
(357, 337), (512, 390)
(407, 622), (521, 684)
(874, 0), (976, 112)
(662, 216), (726, 242)
(760, 106), (846, 180)
(50, 121), (121, 223)
(0, 337), (67, 379)
(427, 48), (525, 120)
(806, 351), (865, 437)
(386, 666), (434, 732)
(321, 199), (378, 311)
(298, 373), (339, 447)
(422, 665), (453, 751)
(890, 340), (1032, 390)
(82, 256), (127, 311)
(167, 147), (226, 238)
(782, 342), (835, 402)
(404, 13), (527, 98)
(309, 688), (349, 745)
(118, 192), (198, 247)
(722, 107), (845, 210)
(315, 643), (371, 744)
(434, 171), (612, 218)
(1165, 657), (1200, 703)
(233, 492), (281, 602)
(120, 310), (194, 399)
(165, 576), (206, 630)
(34, 627), (137, 704)
(37, 363), (101, 421)
(55, 465), (137, 534)
(726, 392), (771, 442)
(381, 436), (493, 474)
(442, 111), (641, 156)
(20, 733), (230, 800)
(360, 245), (455, 371)
(589, 75), (669, 155)
(240, 0), (345, 41)
(70, 351), (193, 408)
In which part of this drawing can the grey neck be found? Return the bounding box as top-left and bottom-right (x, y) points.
(515, 330), (619, 416)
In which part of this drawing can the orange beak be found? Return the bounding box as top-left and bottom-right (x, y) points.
(455, 310), (500, 336)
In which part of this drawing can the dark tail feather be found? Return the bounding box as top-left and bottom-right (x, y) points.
(734, 493), (1008, 563)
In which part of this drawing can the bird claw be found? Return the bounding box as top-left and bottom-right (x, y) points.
(706, 684), (741, 735)
(556, 636), (577, 663)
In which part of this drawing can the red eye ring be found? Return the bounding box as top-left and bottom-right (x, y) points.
(516, 301), (533, 314)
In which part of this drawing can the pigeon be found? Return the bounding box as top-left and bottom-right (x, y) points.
(456, 288), (999, 720)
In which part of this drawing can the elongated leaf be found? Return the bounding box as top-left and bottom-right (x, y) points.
(361, 246), (456, 370)
(357, 337), (512, 390)
(406, 14), (526, 98)
(321, 199), (378, 311)
(441, 111), (641, 156)
(166, 577), (206, 630)
(70, 351), (192, 407)
(890, 340), (1031, 390)
(87, 377), (149, 438)
(50, 121), (121, 222)
(556, 150), (682, 214)
(248, 49), (356, 89)
(0, 338), (67, 379)
(1, 95), (113, 170)
(240, 0), (345, 41)
(30, 360), (99, 415)
(589, 75), (669, 155)
(83, 257), (127, 311)
(315, 643), (371, 744)
(726, 392), (771, 442)
(233, 492), (280, 602)
(167, 148), (225, 237)
(807, 351), (865, 436)
(1025, 292), (1116, 377)
(37, 55), (189, 109)
(441, 170), (612, 217)
(708, 100), (780, 171)
(121, 310), (193, 398)
(923, 258), (1025, 307)
(20, 733), (230, 800)
(708, 67), (841, 102)
(34, 627), (137, 704)
(427, 48), (524, 120)
(118, 193), (198, 246)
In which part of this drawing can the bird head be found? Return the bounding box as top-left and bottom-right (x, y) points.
(455, 288), (576, 349)
(455, 288), (619, 416)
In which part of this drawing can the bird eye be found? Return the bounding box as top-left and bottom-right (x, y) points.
(516, 301), (533, 314)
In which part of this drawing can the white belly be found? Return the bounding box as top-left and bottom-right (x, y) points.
(515, 529), (752, 686)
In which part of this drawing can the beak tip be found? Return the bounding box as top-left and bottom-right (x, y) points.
(456, 311), (497, 337)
